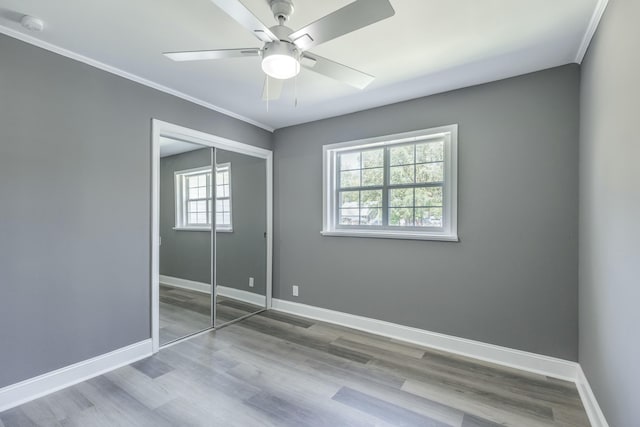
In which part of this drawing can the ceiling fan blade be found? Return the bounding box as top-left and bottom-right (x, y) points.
(210, 0), (278, 43)
(164, 48), (260, 62)
(262, 76), (284, 101)
(301, 53), (375, 90)
(289, 0), (395, 51)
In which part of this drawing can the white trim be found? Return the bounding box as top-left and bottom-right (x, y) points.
(152, 119), (273, 353)
(217, 286), (267, 307)
(160, 275), (266, 306)
(322, 125), (458, 242)
(320, 230), (459, 241)
(0, 340), (152, 412)
(270, 299), (578, 382)
(576, 366), (610, 427)
(575, 0), (609, 63)
(160, 275), (211, 294)
(0, 25), (273, 132)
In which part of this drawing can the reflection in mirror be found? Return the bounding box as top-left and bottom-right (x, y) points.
(215, 149), (267, 326)
(159, 137), (213, 345)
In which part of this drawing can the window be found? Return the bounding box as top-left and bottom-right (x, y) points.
(322, 125), (458, 241)
(174, 163), (232, 231)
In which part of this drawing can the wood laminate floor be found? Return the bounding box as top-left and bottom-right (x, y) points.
(0, 310), (590, 427)
(159, 285), (264, 345)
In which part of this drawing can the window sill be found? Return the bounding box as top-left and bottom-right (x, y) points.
(173, 227), (233, 233)
(321, 229), (458, 242)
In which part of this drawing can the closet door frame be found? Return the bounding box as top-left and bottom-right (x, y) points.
(151, 119), (273, 354)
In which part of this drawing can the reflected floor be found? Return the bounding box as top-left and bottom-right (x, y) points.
(160, 285), (264, 345)
(216, 296), (264, 326)
(160, 285), (211, 345)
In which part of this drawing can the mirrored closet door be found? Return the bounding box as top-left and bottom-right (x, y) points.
(154, 124), (270, 349)
(159, 138), (213, 345)
(215, 149), (268, 326)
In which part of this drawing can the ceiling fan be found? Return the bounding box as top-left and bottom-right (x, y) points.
(164, 0), (395, 100)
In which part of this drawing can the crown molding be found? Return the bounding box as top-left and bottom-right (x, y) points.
(575, 0), (609, 63)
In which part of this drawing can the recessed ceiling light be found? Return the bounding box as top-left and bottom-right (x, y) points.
(20, 15), (45, 32)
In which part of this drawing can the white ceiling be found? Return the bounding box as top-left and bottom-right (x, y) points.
(0, 0), (604, 131)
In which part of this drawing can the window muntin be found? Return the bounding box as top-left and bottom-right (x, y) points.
(323, 125), (457, 241)
(175, 163), (232, 231)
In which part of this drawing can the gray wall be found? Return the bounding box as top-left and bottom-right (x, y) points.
(159, 149), (267, 295)
(159, 148), (212, 284)
(0, 34), (272, 388)
(579, 1), (640, 425)
(273, 65), (580, 360)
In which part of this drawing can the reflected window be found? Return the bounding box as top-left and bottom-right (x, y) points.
(174, 163), (232, 231)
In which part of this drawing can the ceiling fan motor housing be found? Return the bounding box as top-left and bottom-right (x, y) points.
(270, 0), (294, 22)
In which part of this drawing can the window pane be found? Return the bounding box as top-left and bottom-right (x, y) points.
(389, 145), (414, 166)
(360, 208), (382, 225)
(197, 200), (206, 212)
(188, 213), (198, 224)
(198, 187), (207, 198)
(389, 165), (414, 185)
(362, 149), (383, 168)
(339, 191), (359, 207)
(340, 152), (361, 170)
(389, 208), (414, 226)
(340, 170), (360, 188)
(416, 208), (443, 227)
(389, 188), (414, 207)
(361, 190), (382, 207)
(362, 168), (383, 187)
(216, 200), (223, 212)
(416, 162), (444, 183)
(197, 213), (207, 224)
(217, 172), (227, 185)
(415, 187), (443, 207)
(339, 208), (359, 225)
(187, 176), (198, 189)
(416, 141), (444, 163)
(217, 184), (229, 198)
(188, 201), (198, 213)
(222, 200), (230, 212)
(189, 188), (199, 200)
(216, 213), (223, 224)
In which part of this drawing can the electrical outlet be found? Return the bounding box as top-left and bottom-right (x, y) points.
(292, 285), (299, 297)
(249, 277), (254, 288)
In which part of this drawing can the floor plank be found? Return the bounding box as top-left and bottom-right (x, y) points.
(1, 309), (590, 427)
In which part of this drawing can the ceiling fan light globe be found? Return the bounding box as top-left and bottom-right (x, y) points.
(262, 54), (300, 80)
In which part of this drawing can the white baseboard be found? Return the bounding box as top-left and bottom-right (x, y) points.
(271, 299), (578, 382)
(160, 275), (211, 294)
(217, 286), (266, 307)
(0, 339), (152, 412)
(160, 275), (265, 307)
(576, 366), (609, 427)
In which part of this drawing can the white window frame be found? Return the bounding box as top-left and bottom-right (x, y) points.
(214, 163), (232, 232)
(322, 125), (458, 241)
(173, 163), (233, 232)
